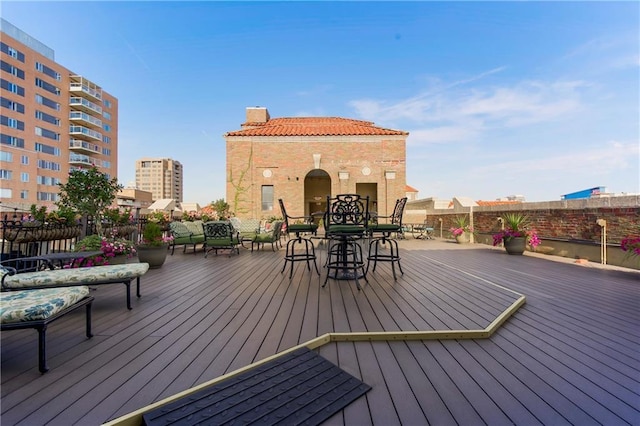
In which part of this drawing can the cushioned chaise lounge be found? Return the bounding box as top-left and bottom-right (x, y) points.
(1, 262), (150, 310)
(0, 286), (94, 373)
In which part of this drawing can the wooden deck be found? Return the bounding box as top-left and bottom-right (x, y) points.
(1, 238), (639, 425)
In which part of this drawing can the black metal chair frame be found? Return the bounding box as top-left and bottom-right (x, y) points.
(323, 194), (369, 290)
(366, 197), (407, 280)
(279, 199), (319, 279)
(203, 221), (240, 257)
(0, 295), (94, 373)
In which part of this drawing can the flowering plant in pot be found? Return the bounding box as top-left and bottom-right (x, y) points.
(449, 215), (473, 242)
(621, 236), (640, 263)
(137, 222), (173, 268)
(492, 212), (541, 254)
(73, 234), (136, 266)
(139, 222), (173, 247)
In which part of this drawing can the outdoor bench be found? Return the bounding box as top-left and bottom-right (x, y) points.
(0, 286), (94, 373)
(168, 220), (205, 254)
(0, 260), (150, 310)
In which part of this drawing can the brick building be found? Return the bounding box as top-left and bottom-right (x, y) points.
(0, 19), (118, 210)
(225, 107), (408, 220)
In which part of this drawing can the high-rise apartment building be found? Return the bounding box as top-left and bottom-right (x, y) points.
(135, 158), (183, 202)
(0, 19), (118, 211)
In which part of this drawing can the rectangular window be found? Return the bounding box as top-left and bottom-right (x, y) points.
(1, 115), (25, 130)
(0, 188), (12, 198)
(37, 175), (61, 186)
(35, 94), (60, 110)
(103, 123), (111, 132)
(1, 79), (25, 96)
(35, 143), (61, 156)
(103, 111), (111, 120)
(21, 172), (28, 182)
(35, 62), (61, 80)
(37, 192), (59, 201)
(0, 151), (12, 162)
(261, 185), (274, 211)
(0, 60), (25, 79)
(37, 160), (61, 171)
(1, 42), (25, 62)
(35, 110), (60, 126)
(21, 155), (29, 165)
(35, 126), (60, 140)
(0, 169), (13, 180)
(102, 147), (111, 155)
(20, 189), (28, 199)
(103, 135), (111, 144)
(1, 97), (25, 113)
(35, 78), (60, 95)
(1, 134), (25, 148)
(103, 99), (111, 108)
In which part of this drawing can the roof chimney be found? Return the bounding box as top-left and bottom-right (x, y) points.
(245, 106), (270, 124)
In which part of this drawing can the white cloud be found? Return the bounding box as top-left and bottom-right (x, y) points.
(472, 140), (639, 176)
(407, 126), (479, 146)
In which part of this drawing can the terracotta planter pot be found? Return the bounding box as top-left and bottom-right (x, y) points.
(504, 237), (526, 255)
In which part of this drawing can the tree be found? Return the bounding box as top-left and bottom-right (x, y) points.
(210, 199), (230, 220)
(57, 167), (123, 236)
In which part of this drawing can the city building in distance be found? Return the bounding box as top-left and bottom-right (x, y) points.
(0, 19), (118, 211)
(135, 158), (183, 203)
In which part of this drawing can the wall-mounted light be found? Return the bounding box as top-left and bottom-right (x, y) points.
(313, 154), (321, 169)
(385, 170), (396, 180)
(339, 171), (349, 180)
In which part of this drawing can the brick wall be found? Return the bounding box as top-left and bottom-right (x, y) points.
(406, 195), (639, 244)
(226, 135), (407, 220)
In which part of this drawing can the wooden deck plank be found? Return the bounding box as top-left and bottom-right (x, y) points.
(1, 239), (639, 425)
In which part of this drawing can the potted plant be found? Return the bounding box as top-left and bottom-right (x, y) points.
(492, 212), (541, 255)
(74, 234), (137, 266)
(136, 222), (173, 268)
(450, 215), (473, 243)
(56, 166), (123, 237)
(621, 235), (640, 265)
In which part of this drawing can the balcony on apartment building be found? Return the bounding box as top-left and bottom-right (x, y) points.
(69, 75), (102, 102)
(68, 152), (100, 167)
(69, 96), (102, 115)
(69, 124), (103, 142)
(69, 110), (102, 129)
(69, 138), (100, 155)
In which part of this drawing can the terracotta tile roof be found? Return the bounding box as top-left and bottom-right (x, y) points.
(405, 185), (419, 193)
(225, 117), (408, 137)
(476, 200), (523, 207)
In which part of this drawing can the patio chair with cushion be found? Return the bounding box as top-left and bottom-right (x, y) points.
(231, 218), (262, 248)
(366, 197), (407, 280)
(324, 194), (370, 290)
(251, 221), (283, 252)
(168, 221), (205, 254)
(279, 199), (319, 279)
(203, 221), (241, 257)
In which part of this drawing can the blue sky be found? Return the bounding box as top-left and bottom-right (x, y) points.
(3, 1), (639, 205)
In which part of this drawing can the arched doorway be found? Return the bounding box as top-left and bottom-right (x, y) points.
(304, 169), (331, 223)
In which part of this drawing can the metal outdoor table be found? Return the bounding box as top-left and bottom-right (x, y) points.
(37, 251), (103, 268)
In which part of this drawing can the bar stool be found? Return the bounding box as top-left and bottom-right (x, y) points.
(366, 197), (407, 280)
(279, 199), (319, 279)
(323, 194), (369, 290)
